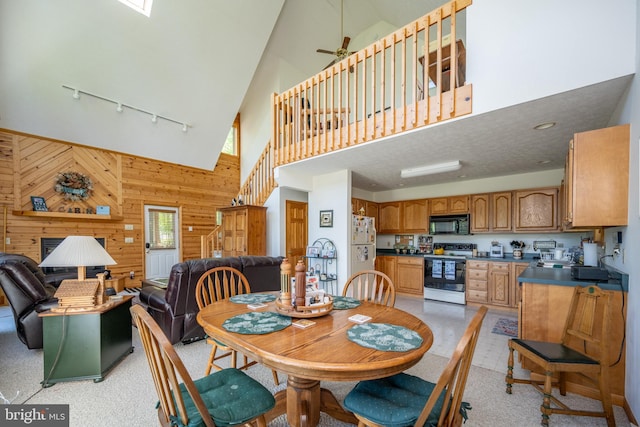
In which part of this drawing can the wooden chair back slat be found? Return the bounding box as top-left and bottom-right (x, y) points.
(342, 270), (396, 306)
(195, 267), (251, 310)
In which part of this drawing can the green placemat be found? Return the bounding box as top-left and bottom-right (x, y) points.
(347, 323), (423, 352)
(229, 293), (277, 304)
(332, 296), (361, 310)
(223, 311), (291, 334)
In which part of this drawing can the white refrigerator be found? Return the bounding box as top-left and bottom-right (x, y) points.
(351, 215), (376, 273)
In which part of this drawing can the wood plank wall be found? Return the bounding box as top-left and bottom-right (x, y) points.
(0, 129), (240, 295)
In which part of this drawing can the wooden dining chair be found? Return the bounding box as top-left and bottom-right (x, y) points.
(130, 305), (275, 427)
(343, 306), (488, 427)
(342, 270), (396, 307)
(506, 285), (615, 427)
(195, 266), (280, 385)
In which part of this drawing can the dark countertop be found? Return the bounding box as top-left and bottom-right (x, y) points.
(518, 265), (628, 292)
(376, 249), (536, 262)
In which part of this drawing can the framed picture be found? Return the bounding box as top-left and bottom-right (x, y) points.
(306, 246), (320, 258)
(319, 210), (333, 227)
(30, 196), (48, 212)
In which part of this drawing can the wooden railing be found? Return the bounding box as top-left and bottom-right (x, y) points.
(272, 0), (472, 167)
(200, 224), (222, 258)
(229, 0), (472, 212)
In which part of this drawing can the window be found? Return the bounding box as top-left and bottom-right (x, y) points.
(222, 113), (240, 156)
(118, 0), (153, 17)
(147, 208), (176, 249)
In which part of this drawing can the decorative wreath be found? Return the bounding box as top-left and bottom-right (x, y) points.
(54, 171), (93, 201)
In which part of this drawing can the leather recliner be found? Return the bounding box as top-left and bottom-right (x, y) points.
(138, 256), (283, 344)
(0, 253), (61, 349)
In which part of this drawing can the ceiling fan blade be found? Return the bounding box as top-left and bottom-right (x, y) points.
(342, 36), (351, 50)
(323, 59), (337, 70)
(317, 49), (336, 55)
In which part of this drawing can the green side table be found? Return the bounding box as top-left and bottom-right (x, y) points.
(41, 296), (134, 387)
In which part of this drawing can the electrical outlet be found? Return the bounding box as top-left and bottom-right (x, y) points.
(130, 271), (135, 279)
(5, 237), (9, 244)
(124, 224), (134, 230)
(125, 237), (134, 243)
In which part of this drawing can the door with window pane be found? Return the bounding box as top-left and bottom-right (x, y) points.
(144, 205), (179, 279)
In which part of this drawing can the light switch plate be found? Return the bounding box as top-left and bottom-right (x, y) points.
(124, 224), (134, 230)
(125, 237), (134, 243)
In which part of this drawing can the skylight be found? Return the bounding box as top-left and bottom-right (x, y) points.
(118, 0), (153, 17)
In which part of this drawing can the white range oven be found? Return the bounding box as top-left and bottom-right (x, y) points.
(423, 243), (475, 305)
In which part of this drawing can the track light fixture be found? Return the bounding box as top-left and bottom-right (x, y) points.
(62, 85), (191, 132)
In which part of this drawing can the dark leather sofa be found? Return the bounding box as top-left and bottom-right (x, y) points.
(138, 256), (283, 344)
(0, 253), (67, 349)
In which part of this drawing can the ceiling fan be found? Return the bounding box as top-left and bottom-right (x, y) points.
(316, 0), (356, 70)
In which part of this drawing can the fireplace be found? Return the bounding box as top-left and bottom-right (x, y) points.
(40, 237), (106, 278)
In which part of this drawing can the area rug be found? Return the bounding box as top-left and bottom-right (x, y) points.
(492, 317), (518, 337)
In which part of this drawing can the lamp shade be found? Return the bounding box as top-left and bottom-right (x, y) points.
(39, 236), (116, 280)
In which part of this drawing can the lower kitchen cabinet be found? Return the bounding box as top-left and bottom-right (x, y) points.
(467, 259), (525, 309)
(396, 256), (424, 295)
(375, 255), (397, 287)
(488, 262), (510, 306)
(466, 260), (488, 303)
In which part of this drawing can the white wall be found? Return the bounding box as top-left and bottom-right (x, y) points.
(608, 0), (640, 415)
(466, 0), (636, 116)
(307, 170), (351, 294)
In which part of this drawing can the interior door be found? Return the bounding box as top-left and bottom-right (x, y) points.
(285, 200), (307, 264)
(144, 205), (180, 279)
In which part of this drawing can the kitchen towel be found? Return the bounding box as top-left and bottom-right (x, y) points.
(432, 259), (443, 278)
(583, 243), (598, 266)
(444, 260), (456, 280)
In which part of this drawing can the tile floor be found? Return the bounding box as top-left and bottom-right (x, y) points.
(394, 294), (525, 375)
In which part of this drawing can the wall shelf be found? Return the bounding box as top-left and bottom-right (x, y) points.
(12, 210), (123, 221)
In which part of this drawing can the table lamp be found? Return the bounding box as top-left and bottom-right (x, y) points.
(39, 235), (117, 280)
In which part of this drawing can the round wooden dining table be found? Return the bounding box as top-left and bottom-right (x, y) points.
(196, 294), (433, 427)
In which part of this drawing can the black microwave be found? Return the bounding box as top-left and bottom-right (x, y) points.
(429, 214), (470, 235)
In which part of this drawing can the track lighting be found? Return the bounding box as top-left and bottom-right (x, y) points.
(62, 85), (191, 132)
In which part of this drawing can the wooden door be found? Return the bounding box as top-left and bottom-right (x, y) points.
(285, 200), (307, 264)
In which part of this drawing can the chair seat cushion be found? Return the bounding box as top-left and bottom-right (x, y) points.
(343, 373), (445, 427)
(511, 339), (598, 364)
(171, 368), (275, 427)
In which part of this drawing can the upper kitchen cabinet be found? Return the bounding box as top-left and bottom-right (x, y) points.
(352, 198), (378, 225)
(513, 187), (559, 232)
(378, 202), (402, 234)
(564, 124), (629, 228)
(430, 195), (469, 215)
(402, 199), (428, 233)
(470, 192), (512, 233)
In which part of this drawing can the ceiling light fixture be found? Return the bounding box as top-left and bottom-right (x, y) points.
(533, 122), (556, 130)
(62, 85), (191, 132)
(400, 160), (461, 178)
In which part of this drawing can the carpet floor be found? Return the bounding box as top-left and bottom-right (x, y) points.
(0, 305), (632, 426)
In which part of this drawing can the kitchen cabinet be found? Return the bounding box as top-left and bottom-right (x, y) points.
(220, 205), (266, 257)
(430, 195), (469, 215)
(520, 282), (627, 406)
(513, 187), (559, 232)
(352, 198), (379, 225)
(563, 124), (629, 228)
(396, 256), (424, 295)
(378, 202), (402, 234)
(465, 260), (488, 303)
(402, 199), (428, 233)
(510, 262), (529, 308)
(375, 255), (397, 286)
(470, 192), (512, 233)
(488, 262), (510, 307)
